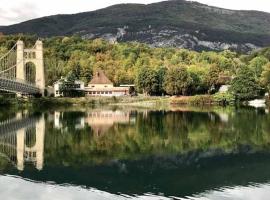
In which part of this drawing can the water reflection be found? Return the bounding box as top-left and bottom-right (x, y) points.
(0, 111), (45, 171)
(0, 107), (270, 199)
(53, 109), (136, 135)
(85, 110), (135, 136)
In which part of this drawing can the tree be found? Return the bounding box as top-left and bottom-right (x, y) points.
(136, 67), (159, 95)
(260, 63), (270, 94)
(164, 66), (192, 96)
(230, 66), (261, 101)
(66, 60), (81, 80)
(156, 66), (167, 96)
(249, 56), (268, 80)
(205, 64), (220, 94)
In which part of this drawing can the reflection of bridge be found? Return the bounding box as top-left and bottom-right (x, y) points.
(0, 40), (45, 95)
(0, 112), (45, 171)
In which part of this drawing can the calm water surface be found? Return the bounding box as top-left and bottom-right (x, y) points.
(0, 106), (270, 200)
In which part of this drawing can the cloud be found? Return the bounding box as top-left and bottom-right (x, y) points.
(0, 1), (39, 25)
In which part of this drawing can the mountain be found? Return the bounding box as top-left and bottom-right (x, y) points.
(1, 0), (270, 52)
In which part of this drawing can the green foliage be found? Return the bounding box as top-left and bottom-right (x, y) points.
(260, 63), (270, 92)
(170, 95), (214, 105)
(136, 67), (160, 95)
(1, 35), (270, 100)
(230, 66), (261, 100)
(213, 92), (235, 105)
(205, 64), (221, 93)
(249, 56), (268, 80)
(0, 96), (12, 106)
(164, 66), (192, 95)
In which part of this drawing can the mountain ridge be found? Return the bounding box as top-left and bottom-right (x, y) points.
(1, 0), (270, 52)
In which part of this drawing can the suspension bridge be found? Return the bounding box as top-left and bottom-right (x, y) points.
(0, 40), (45, 96)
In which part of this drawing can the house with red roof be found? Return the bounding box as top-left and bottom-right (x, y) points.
(85, 70), (129, 97)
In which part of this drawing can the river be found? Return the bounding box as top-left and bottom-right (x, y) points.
(0, 106), (270, 200)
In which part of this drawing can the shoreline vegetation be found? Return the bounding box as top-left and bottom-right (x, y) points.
(1, 35), (270, 106)
(0, 95), (268, 109)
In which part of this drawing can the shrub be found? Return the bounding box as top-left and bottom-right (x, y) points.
(213, 92), (235, 105)
(171, 95), (214, 105)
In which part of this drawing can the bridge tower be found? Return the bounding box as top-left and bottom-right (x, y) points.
(16, 40), (45, 95)
(16, 116), (45, 171)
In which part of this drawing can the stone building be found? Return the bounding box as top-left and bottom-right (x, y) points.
(85, 70), (129, 97)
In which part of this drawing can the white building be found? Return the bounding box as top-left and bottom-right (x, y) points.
(54, 78), (85, 97)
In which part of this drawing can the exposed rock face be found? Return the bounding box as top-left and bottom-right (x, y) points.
(1, 0), (270, 52)
(81, 26), (260, 52)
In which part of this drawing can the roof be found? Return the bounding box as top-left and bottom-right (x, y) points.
(89, 70), (113, 85)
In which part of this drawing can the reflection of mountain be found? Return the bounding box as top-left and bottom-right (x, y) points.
(0, 112), (45, 171)
(85, 110), (136, 136)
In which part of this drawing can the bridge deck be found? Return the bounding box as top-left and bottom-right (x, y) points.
(0, 77), (40, 94)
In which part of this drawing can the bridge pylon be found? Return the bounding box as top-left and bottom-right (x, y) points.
(16, 40), (45, 96)
(16, 115), (45, 171)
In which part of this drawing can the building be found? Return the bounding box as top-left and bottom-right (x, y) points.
(54, 78), (85, 97)
(85, 70), (129, 97)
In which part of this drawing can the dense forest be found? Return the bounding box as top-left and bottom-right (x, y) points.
(1, 35), (270, 100)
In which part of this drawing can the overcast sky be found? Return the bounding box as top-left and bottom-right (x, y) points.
(1, 0), (270, 26)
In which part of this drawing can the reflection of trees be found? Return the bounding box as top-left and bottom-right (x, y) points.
(58, 112), (85, 131)
(44, 108), (270, 166)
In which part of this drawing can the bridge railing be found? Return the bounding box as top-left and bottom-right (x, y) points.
(0, 77), (40, 94)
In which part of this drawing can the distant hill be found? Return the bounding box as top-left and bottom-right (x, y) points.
(1, 0), (270, 52)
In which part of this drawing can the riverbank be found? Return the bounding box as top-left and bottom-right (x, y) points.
(170, 93), (235, 106)
(0, 94), (267, 109)
(0, 96), (170, 109)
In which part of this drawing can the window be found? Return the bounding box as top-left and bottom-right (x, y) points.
(97, 92), (100, 94)
(32, 52), (36, 59)
(24, 52), (28, 59)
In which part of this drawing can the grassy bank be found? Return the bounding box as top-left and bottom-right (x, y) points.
(0, 93), (262, 110)
(0, 96), (170, 109)
(170, 93), (235, 106)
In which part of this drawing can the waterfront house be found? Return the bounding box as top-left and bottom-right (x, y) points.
(54, 78), (85, 97)
(85, 70), (129, 97)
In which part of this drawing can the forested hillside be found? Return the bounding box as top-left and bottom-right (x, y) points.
(1, 35), (270, 100)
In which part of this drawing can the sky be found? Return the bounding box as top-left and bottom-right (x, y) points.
(1, 0), (270, 26)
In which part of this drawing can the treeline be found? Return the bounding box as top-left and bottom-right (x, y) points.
(1, 35), (270, 100)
